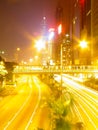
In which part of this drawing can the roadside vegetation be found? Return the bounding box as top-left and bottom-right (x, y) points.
(0, 56), (17, 96)
(0, 56), (7, 90)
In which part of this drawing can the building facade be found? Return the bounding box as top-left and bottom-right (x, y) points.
(53, 0), (98, 65)
(53, 0), (93, 66)
(70, 0), (91, 65)
(54, 1), (72, 66)
(91, 0), (98, 64)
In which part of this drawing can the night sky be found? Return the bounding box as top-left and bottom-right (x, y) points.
(0, 0), (69, 62)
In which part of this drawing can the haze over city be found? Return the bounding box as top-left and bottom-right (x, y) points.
(0, 0), (69, 62)
(0, 0), (98, 129)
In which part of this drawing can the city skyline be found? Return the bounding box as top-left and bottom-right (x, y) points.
(0, 0), (71, 62)
(0, 0), (58, 62)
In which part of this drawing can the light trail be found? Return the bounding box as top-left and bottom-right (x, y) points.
(69, 107), (75, 119)
(55, 74), (98, 104)
(63, 80), (97, 113)
(75, 90), (96, 115)
(73, 103), (84, 123)
(73, 89), (97, 115)
(25, 76), (41, 130)
(72, 89), (97, 120)
(77, 101), (98, 130)
(62, 76), (98, 129)
(54, 74), (98, 130)
(62, 77), (98, 110)
(63, 74), (98, 97)
(62, 76), (98, 104)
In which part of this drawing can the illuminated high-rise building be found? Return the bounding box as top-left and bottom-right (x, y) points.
(54, 2), (63, 65)
(70, 0), (91, 65)
(52, 0), (93, 65)
(40, 17), (48, 65)
(41, 16), (47, 36)
(91, 0), (98, 64)
(54, 0), (72, 65)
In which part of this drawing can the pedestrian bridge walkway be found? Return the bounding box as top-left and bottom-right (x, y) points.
(13, 65), (98, 74)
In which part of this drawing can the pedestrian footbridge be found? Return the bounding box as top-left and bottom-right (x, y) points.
(13, 65), (98, 74)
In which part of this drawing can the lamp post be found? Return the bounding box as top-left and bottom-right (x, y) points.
(80, 40), (87, 48)
(15, 47), (20, 63)
(57, 23), (63, 88)
(48, 28), (55, 64)
(60, 43), (63, 88)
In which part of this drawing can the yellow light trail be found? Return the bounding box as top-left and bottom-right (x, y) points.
(54, 74), (98, 130)
(25, 76), (41, 129)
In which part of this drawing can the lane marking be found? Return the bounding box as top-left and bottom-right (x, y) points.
(4, 76), (33, 130)
(25, 76), (41, 130)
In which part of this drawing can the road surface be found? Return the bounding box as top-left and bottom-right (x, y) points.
(0, 74), (98, 130)
(55, 74), (98, 130)
(0, 75), (50, 130)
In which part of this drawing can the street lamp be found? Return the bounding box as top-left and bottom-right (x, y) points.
(15, 47), (20, 63)
(35, 38), (47, 65)
(17, 48), (20, 51)
(79, 40), (90, 64)
(35, 38), (45, 51)
(57, 23), (63, 88)
(60, 43), (63, 88)
(48, 28), (55, 62)
(80, 40), (88, 49)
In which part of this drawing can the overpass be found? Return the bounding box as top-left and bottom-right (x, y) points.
(13, 65), (98, 74)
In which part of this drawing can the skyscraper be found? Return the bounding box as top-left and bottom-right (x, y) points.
(54, 1), (72, 65)
(91, 0), (98, 64)
(71, 0), (91, 65)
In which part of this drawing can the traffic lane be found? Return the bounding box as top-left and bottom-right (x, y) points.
(0, 75), (34, 129)
(56, 76), (98, 130)
(62, 76), (97, 112)
(73, 98), (98, 130)
(6, 89), (39, 130)
(3, 75), (40, 130)
(62, 76), (98, 130)
(0, 85), (31, 128)
(28, 106), (50, 130)
(55, 74), (97, 108)
(63, 82), (97, 114)
(27, 76), (51, 130)
(1, 75), (50, 130)
(62, 74), (98, 101)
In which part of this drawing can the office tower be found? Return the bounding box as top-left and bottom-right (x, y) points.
(91, 0), (98, 64)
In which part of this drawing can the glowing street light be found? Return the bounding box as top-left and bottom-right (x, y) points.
(17, 48), (20, 51)
(35, 39), (45, 51)
(29, 58), (33, 65)
(57, 23), (63, 88)
(80, 40), (88, 48)
(15, 47), (20, 63)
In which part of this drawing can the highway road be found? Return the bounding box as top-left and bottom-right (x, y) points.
(0, 75), (50, 130)
(55, 74), (98, 130)
(0, 74), (98, 130)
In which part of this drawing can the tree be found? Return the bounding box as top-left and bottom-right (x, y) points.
(5, 61), (18, 81)
(41, 83), (73, 130)
(0, 61), (7, 88)
(40, 76), (85, 130)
